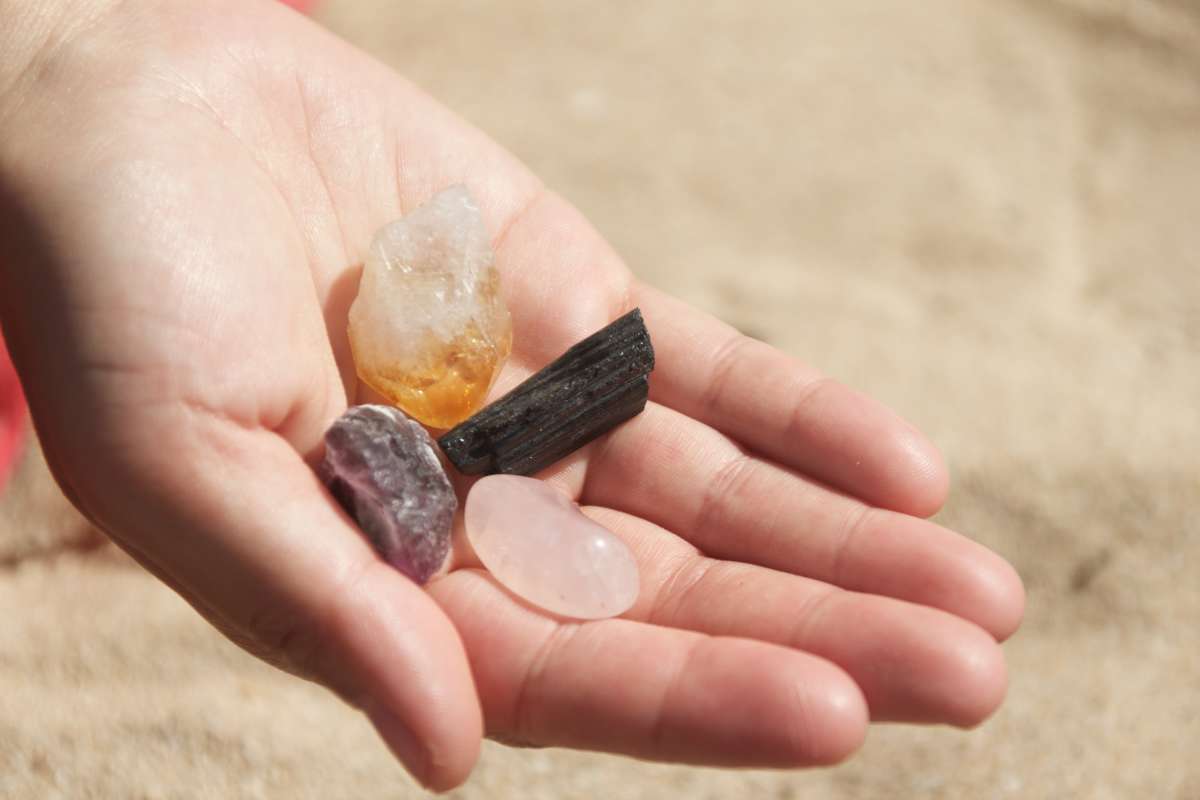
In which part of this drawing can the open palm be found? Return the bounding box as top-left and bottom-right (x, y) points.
(0, 1), (1022, 790)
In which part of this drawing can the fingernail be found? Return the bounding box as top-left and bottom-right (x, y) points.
(366, 704), (431, 788)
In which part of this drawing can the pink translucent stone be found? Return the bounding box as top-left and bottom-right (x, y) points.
(465, 475), (640, 619)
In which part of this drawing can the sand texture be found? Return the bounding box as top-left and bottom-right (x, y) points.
(2, 0), (1198, 797)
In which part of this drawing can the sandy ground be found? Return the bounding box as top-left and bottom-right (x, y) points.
(2, 0), (1199, 797)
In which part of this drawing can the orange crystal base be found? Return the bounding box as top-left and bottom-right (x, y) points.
(353, 323), (511, 430)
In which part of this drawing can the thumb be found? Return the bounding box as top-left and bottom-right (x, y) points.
(46, 401), (482, 790)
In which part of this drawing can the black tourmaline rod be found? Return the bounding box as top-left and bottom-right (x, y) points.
(438, 308), (654, 476)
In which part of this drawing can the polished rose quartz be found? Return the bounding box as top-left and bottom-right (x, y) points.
(465, 475), (639, 619)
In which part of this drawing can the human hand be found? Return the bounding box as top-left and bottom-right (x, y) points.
(0, 0), (1023, 790)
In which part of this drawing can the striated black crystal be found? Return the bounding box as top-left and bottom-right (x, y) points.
(438, 308), (654, 476)
(320, 405), (456, 584)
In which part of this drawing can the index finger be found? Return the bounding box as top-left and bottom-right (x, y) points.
(636, 282), (948, 517)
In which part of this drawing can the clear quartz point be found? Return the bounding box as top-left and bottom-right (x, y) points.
(348, 185), (512, 429)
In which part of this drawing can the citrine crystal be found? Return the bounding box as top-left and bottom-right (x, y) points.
(348, 186), (512, 429)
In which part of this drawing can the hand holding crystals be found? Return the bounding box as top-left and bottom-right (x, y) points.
(0, 1), (1024, 791)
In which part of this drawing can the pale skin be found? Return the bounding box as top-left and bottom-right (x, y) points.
(0, 0), (1024, 791)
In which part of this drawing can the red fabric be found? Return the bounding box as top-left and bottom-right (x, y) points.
(0, 332), (26, 491)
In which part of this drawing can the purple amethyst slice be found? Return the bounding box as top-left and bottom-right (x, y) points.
(320, 405), (456, 584)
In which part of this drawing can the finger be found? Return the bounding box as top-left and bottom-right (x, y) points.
(584, 402), (1024, 640)
(636, 282), (948, 517)
(62, 410), (482, 791)
(428, 569), (868, 767)
(587, 507), (1007, 726)
(447, 486), (1007, 725)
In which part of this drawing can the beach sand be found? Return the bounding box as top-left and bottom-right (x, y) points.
(2, 0), (1197, 796)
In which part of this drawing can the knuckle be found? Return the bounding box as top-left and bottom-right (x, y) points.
(235, 560), (375, 707)
(699, 332), (753, 415)
(512, 626), (577, 743)
(828, 505), (873, 586)
(237, 602), (329, 684)
(694, 449), (754, 541)
(783, 375), (835, 443)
